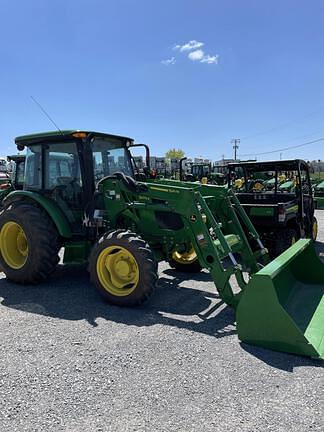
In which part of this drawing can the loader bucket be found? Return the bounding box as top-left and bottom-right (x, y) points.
(236, 239), (324, 359)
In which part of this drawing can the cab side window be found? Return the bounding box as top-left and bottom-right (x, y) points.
(24, 145), (42, 189)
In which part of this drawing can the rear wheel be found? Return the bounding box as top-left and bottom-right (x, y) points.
(168, 247), (202, 273)
(311, 216), (318, 241)
(89, 229), (158, 306)
(0, 202), (61, 283)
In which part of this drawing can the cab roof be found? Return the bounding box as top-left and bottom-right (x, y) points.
(15, 130), (134, 147)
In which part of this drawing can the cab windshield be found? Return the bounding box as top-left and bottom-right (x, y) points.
(91, 137), (133, 182)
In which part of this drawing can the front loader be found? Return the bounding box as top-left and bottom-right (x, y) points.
(0, 130), (323, 359)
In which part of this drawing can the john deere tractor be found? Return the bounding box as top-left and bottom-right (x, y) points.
(179, 160), (226, 185)
(314, 180), (324, 209)
(0, 130), (323, 359)
(0, 155), (25, 205)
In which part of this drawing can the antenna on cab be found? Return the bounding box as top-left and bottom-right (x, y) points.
(30, 96), (63, 135)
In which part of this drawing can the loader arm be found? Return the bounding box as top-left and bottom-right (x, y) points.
(99, 176), (324, 359)
(99, 178), (267, 307)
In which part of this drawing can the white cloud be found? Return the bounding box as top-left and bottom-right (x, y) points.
(161, 57), (176, 65)
(200, 54), (219, 64)
(164, 40), (219, 66)
(174, 40), (204, 52)
(188, 50), (219, 64)
(188, 49), (205, 61)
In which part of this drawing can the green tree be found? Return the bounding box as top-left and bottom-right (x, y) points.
(165, 148), (185, 159)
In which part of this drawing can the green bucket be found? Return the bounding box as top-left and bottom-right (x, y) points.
(237, 239), (324, 359)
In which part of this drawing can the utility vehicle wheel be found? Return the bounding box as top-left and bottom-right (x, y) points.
(270, 229), (297, 258)
(312, 217), (318, 241)
(0, 202), (60, 283)
(89, 229), (158, 306)
(169, 247), (202, 273)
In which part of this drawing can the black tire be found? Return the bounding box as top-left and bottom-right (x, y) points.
(0, 202), (61, 284)
(168, 252), (202, 273)
(89, 229), (158, 306)
(270, 228), (297, 258)
(169, 259), (202, 273)
(311, 216), (318, 241)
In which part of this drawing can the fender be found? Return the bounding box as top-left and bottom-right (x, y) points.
(3, 190), (72, 238)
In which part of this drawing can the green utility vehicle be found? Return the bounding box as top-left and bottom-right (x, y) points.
(0, 131), (323, 359)
(228, 160), (318, 257)
(314, 180), (324, 209)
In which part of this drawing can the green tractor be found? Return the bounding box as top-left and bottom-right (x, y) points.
(180, 160), (226, 185)
(0, 155), (25, 204)
(314, 180), (324, 209)
(0, 130), (323, 359)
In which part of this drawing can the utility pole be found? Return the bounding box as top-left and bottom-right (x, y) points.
(231, 139), (240, 160)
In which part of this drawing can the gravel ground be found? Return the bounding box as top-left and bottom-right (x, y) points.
(0, 212), (323, 432)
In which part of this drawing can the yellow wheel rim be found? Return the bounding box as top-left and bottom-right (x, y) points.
(0, 221), (28, 269)
(96, 245), (139, 297)
(313, 220), (318, 240)
(172, 247), (197, 265)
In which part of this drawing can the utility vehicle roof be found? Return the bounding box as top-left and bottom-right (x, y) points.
(15, 130), (134, 147)
(227, 159), (308, 171)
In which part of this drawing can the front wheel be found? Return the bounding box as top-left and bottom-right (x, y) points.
(168, 247), (202, 273)
(89, 229), (158, 306)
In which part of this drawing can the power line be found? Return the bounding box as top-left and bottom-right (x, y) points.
(238, 137), (324, 158)
(241, 108), (324, 141)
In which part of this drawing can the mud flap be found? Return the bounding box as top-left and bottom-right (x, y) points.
(236, 239), (324, 359)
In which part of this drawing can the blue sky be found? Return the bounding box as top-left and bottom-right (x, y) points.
(1, 0), (324, 161)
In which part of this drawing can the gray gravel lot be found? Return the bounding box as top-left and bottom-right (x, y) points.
(0, 212), (323, 432)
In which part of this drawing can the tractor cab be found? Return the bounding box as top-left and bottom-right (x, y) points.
(14, 130), (149, 230)
(191, 163), (211, 181)
(7, 155), (26, 190)
(0, 155), (26, 205)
